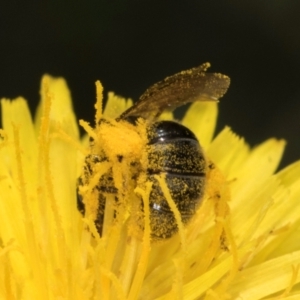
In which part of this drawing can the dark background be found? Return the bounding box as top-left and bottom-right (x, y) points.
(1, 1), (299, 169)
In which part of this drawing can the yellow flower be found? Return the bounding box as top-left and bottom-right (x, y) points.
(0, 73), (300, 300)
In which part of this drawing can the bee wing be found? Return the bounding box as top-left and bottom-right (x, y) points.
(119, 63), (230, 121)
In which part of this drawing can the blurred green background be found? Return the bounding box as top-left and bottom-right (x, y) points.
(0, 1), (299, 169)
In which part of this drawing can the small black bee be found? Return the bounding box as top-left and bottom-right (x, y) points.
(78, 63), (230, 240)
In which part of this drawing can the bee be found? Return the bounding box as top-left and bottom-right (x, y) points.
(78, 63), (230, 240)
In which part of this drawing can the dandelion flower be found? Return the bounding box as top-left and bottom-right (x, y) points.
(0, 70), (300, 300)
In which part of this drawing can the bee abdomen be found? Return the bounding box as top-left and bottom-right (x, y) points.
(148, 172), (205, 239)
(147, 121), (206, 239)
(147, 139), (205, 175)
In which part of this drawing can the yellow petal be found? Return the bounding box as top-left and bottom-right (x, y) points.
(207, 126), (249, 178)
(1, 98), (38, 187)
(182, 101), (218, 150)
(228, 250), (300, 299)
(35, 74), (79, 139)
(103, 92), (133, 119)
